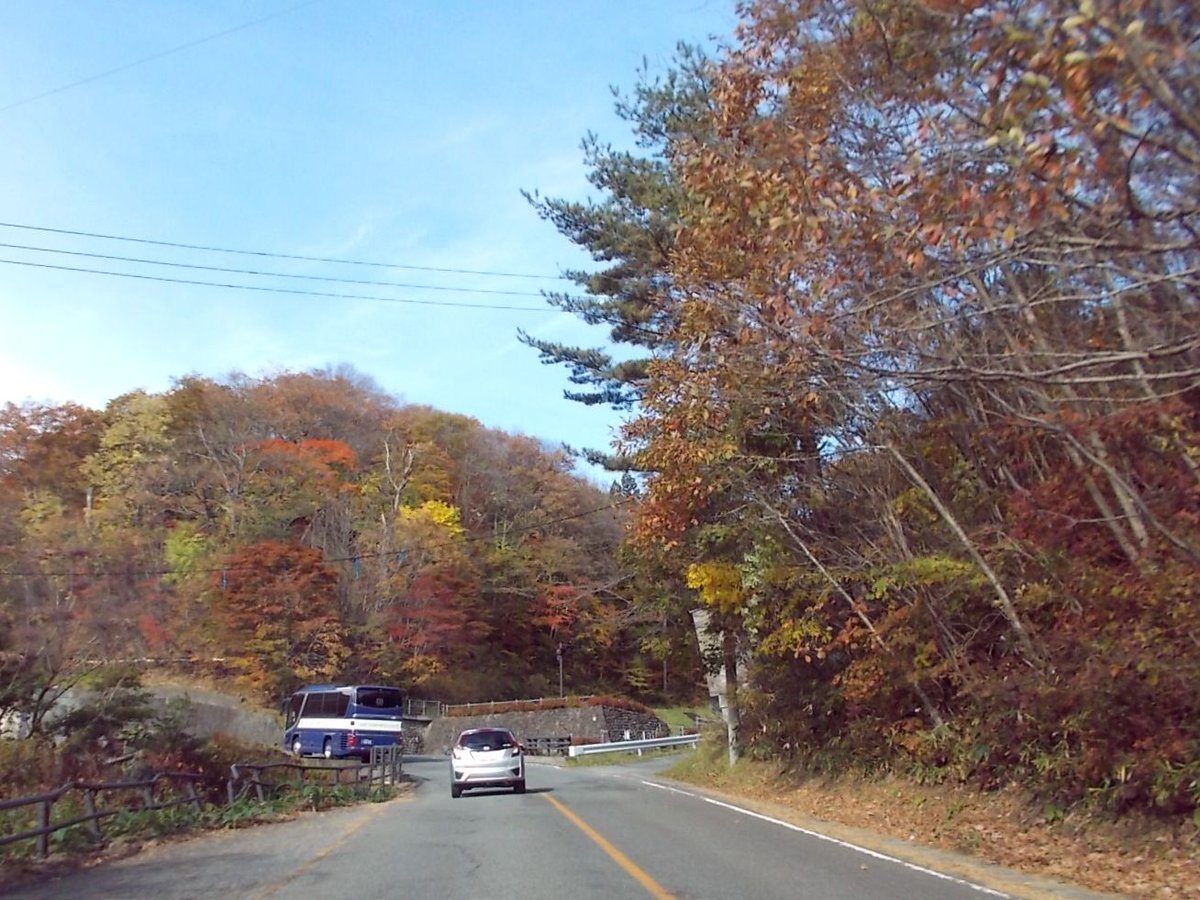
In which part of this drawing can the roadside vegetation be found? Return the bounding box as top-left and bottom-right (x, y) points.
(0, 668), (399, 888)
(666, 737), (1199, 898)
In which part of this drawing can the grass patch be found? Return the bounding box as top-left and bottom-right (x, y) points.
(565, 746), (692, 767)
(653, 706), (717, 731)
(659, 732), (732, 781)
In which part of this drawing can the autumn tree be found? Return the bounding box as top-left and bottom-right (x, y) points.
(213, 540), (347, 698)
(615, 0), (1200, 812)
(522, 46), (717, 467)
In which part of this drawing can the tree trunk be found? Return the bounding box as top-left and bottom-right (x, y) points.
(722, 627), (742, 765)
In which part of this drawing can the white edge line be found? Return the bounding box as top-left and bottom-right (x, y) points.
(641, 781), (1010, 899)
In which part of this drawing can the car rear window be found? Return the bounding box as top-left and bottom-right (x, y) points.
(459, 731), (515, 750)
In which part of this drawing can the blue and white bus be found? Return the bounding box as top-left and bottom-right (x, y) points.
(283, 684), (404, 760)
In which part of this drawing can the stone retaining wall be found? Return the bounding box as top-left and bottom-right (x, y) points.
(421, 706), (668, 754)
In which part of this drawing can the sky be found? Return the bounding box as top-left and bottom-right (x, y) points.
(0, 1), (737, 484)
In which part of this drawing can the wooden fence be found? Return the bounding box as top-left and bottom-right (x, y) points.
(443, 695), (595, 716)
(227, 744), (403, 803)
(0, 772), (203, 859)
(521, 736), (572, 756)
(1, 744), (403, 860)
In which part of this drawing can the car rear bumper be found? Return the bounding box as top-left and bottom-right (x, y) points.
(451, 763), (525, 787)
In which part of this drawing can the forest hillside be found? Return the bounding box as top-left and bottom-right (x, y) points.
(0, 369), (702, 728)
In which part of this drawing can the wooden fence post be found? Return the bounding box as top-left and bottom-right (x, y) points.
(38, 799), (50, 858)
(185, 780), (201, 813)
(83, 789), (103, 841)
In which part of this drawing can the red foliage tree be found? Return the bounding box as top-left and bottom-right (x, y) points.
(213, 540), (348, 697)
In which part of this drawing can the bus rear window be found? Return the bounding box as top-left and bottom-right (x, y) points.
(356, 688), (403, 709)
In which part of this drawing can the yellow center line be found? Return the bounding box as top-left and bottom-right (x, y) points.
(251, 801), (392, 898)
(542, 794), (675, 899)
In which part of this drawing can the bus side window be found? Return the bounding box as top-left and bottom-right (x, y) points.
(333, 692), (350, 717)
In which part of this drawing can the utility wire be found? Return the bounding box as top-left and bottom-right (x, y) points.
(0, 222), (567, 280)
(0, 242), (546, 298)
(0, 497), (635, 579)
(0, 257), (552, 312)
(0, 0), (327, 113)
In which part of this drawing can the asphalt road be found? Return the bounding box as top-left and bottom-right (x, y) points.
(7, 756), (1114, 899)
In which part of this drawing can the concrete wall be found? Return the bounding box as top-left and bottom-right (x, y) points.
(146, 684), (282, 748)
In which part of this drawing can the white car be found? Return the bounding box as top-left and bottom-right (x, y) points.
(450, 727), (526, 798)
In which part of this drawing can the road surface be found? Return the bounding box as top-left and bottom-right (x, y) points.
(6, 755), (1113, 899)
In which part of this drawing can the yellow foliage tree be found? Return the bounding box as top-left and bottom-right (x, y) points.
(399, 499), (464, 539)
(685, 561), (742, 614)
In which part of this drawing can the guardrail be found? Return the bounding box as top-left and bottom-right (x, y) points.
(567, 733), (701, 758)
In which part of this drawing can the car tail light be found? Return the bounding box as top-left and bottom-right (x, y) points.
(347, 732), (358, 748)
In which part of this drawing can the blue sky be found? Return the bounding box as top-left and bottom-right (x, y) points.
(0, 1), (736, 483)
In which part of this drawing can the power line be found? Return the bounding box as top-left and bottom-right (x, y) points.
(0, 1), (327, 113)
(0, 242), (546, 298)
(0, 257), (553, 312)
(0, 222), (567, 280)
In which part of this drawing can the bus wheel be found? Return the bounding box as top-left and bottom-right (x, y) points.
(291, 737), (303, 757)
(323, 738), (333, 759)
